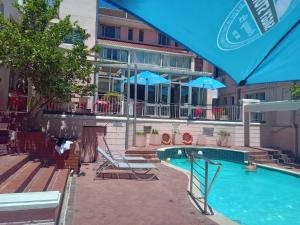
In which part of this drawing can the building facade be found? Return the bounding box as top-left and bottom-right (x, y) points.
(217, 71), (300, 154)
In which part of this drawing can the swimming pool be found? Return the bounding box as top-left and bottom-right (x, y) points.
(170, 158), (300, 225)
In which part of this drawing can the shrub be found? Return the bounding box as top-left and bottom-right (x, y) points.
(136, 131), (146, 136)
(151, 129), (159, 135)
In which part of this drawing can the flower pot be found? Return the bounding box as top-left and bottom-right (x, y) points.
(136, 135), (146, 147)
(217, 135), (231, 147)
(197, 135), (207, 146)
(172, 133), (182, 145)
(150, 134), (161, 146)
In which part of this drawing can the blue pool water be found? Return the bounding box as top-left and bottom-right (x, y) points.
(170, 159), (300, 225)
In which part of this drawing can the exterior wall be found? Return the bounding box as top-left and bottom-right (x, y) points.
(1, 0), (19, 21)
(218, 75), (300, 153)
(42, 114), (261, 153)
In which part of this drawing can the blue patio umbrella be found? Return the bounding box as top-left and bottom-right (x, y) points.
(125, 71), (170, 86)
(105, 0), (300, 85)
(185, 77), (226, 90)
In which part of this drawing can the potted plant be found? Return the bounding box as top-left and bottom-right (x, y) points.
(172, 124), (182, 145)
(150, 129), (160, 146)
(135, 131), (146, 147)
(216, 130), (231, 147)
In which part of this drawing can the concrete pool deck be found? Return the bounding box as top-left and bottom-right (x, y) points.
(69, 163), (219, 225)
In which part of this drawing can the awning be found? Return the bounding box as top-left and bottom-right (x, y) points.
(105, 0), (300, 85)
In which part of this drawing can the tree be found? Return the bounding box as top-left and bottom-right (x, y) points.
(290, 84), (300, 100)
(0, 0), (98, 130)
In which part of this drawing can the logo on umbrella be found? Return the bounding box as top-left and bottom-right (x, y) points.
(217, 0), (298, 50)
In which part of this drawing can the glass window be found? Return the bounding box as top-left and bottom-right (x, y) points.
(101, 47), (128, 62)
(158, 33), (170, 46)
(128, 28), (133, 41)
(133, 51), (161, 66)
(64, 29), (84, 44)
(0, 2), (4, 16)
(98, 77), (109, 94)
(100, 25), (120, 39)
(139, 30), (144, 42)
(162, 55), (191, 69)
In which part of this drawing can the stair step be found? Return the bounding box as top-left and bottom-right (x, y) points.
(249, 151), (268, 156)
(0, 160), (41, 193)
(254, 159), (274, 164)
(25, 166), (56, 192)
(251, 155), (270, 159)
(47, 169), (69, 192)
(47, 169), (69, 223)
(125, 153), (157, 159)
(0, 154), (29, 185)
(126, 150), (157, 155)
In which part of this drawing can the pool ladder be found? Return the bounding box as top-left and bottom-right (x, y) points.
(187, 153), (222, 215)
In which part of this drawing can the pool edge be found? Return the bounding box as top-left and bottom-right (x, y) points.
(161, 161), (239, 225)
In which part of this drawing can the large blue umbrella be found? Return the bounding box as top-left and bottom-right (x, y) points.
(105, 0), (300, 85)
(185, 77), (226, 90)
(125, 71), (170, 86)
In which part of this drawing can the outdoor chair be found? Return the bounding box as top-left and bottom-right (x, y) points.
(101, 136), (146, 162)
(95, 147), (158, 180)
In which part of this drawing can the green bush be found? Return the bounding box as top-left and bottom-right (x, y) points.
(151, 129), (159, 135)
(217, 130), (230, 137)
(136, 131), (146, 136)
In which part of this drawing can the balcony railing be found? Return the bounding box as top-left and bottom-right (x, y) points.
(44, 96), (244, 122)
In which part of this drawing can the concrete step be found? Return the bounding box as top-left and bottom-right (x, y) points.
(0, 154), (29, 185)
(0, 160), (41, 193)
(254, 159), (274, 164)
(24, 165), (56, 192)
(249, 151), (269, 156)
(126, 150), (158, 155)
(125, 153), (157, 159)
(47, 169), (69, 223)
(251, 155), (270, 160)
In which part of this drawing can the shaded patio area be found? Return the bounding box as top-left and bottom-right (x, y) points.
(69, 163), (218, 225)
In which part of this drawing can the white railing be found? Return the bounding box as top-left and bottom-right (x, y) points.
(44, 97), (243, 121)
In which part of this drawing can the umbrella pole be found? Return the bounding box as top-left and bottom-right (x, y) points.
(125, 64), (131, 150)
(133, 64), (138, 147)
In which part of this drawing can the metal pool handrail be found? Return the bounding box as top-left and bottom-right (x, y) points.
(187, 152), (222, 215)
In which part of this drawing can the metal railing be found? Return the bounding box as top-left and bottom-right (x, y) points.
(187, 152), (222, 215)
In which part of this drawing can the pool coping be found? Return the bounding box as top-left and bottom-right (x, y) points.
(157, 146), (250, 154)
(256, 163), (300, 177)
(161, 161), (239, 225)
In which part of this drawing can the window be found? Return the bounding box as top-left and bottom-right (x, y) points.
(128, 28), (133, 41)
(101, 47), (128, 62)
(231, 96), (235, 105)
(162, 55), (191, 69)
(175, 42), (179, 47)
(0, 1), (4, 16)
(158, 33), (170, 46)
(133, 51), (161, 66)
(64, 29), (84, 44)
(138, 30), (144, 42)
(100, 25), (120, 39)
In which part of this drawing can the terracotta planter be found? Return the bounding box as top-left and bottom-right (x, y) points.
(217, 135), (231, 147)
(150, 134), (161, 146)
(172, 133), (182, 145)
(136, 135), (146, 147)
(197, 135), (207, 146)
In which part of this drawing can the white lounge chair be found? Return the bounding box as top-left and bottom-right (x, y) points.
(101, 136), (146, 162)
(96, 147), (158, 180)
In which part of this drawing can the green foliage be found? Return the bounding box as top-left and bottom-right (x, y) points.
(290, 84), (300, 100)
(217, 130), (230, 137)
(151, 129), (159, 135)
(136, 131), (146, 136)
(0, 0), (98, 117)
